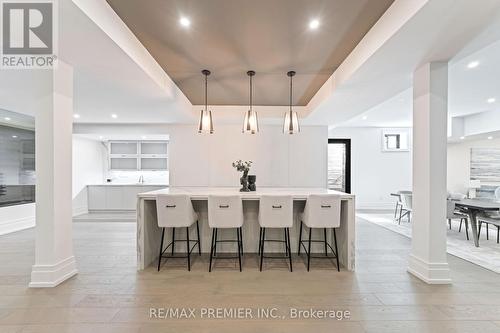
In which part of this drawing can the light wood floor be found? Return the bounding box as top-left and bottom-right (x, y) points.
(1, 218), (500, 332)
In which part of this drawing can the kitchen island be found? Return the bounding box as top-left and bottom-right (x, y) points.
(136, 187), (355, 271)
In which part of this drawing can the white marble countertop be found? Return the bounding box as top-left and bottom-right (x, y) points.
(137, 186), (353, 200)
(88, 184), (169, 187)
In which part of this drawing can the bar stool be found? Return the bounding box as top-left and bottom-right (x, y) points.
(156, 194), (201, 271)
(207, 195), (244, 272)
(258, 195), (293, 272)
(298, 194), (341, 272)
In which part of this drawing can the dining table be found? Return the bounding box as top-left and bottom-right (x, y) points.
(455, 199), (500, 247)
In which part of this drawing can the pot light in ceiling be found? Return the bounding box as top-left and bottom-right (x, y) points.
(487, 97), (496, 103)
(488, 136), (493, 140)
(198, 69), (214, 134)
(73, 114), (80, 119)
(12, 135), (18, 138)
(99, 136), (104, 140)
(111, 114), (118, 119)
(242, 70), (259, 134)
(309, 19), (320, 30)
(467, 61), (479, 69)
(362, 115), (368, 120)
(283, 71), (300, 134)
(460, 136), (465, 140)
(4, 117), (11, 121)
(180, 17), (191, 28)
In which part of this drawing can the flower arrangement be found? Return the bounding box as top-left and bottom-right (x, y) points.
(232, 160), (253, 192)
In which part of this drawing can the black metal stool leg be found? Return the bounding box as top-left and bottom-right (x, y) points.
(459, 219), (463, 232)
(239, 227), (244, 255)
(479, 222), (482, 238)
(284, 228), (289, 256)
(260, 228), (266, 271)
(486, 223), (489, 240)
(333, 228), (340, 272)
(209, 228), (215, 272)
(157, 227), (165, 271)
(497, 226), (499, 244)
(214, 228), (218, 256)
(196, 221), (201, 255)
(186, 227), (191, 271)
(307, 227), (312, 271)
(298, 221), (303, 255)
(324, 228), (328, 256)
(258, 227), (263, 256)
(171, 228), (175, 255)
(237, 228), (242, 272)
(465, 221), (469, 240)
(287, 228), (293, 272)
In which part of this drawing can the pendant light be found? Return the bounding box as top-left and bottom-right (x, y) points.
(198, 69), (214, 134)
(242, 70), (259, 134)
(283, 70), (300, 134)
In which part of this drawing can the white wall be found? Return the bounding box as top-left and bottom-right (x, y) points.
(73, 123), (328, 188)
(447, 137), (500, 194)
(72, 136), (105, 215)
(330, 127), (413, 209)
(168, 124), (328, 187)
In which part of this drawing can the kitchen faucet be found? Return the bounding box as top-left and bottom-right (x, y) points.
(138, 175), (144, 184)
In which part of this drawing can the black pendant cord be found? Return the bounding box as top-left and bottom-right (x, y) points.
(289, 74), (292, 113)
(249, 74), (253, 111)
(205, 73), (208, 112)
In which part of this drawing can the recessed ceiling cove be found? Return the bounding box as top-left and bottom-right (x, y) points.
(106, 0), (394, 106)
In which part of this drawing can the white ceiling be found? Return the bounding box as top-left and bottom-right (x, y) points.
(341, 36), (500, 128)
(1, 0), (500, 132)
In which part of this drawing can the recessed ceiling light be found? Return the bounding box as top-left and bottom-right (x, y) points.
(12, 135), (17, 138)
(99, 136), (104, 140)
(73, 114), (80, 119)
(488, 136), (493, 140)
(111, 114), (118, 119)
(4, 117), (11, 121)
(141, 136), (147, 140)
(362, 115), (368, 120)
(460, 136), (465, 140)
(467, 61), (479, 69)
(180, 17), (191, 28)
(309, 19), (320, 30)
(487, 98), (496, 103)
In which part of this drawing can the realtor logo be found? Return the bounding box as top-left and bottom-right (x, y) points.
(1, 0), (57, 68)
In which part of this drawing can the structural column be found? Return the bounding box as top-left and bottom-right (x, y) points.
(407, 62), (451, 284)
(30, 61), (77, 287)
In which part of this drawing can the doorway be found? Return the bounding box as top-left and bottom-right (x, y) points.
(328, 139), (351, 194)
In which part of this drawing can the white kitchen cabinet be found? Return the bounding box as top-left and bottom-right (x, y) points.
(105, 186), (124, 210)
(88, 186), (106, 210)
(88, 185), (167, 211)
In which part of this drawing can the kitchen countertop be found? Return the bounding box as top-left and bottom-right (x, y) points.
(138, 186), (353, 199)
(88, 184), (169, 187)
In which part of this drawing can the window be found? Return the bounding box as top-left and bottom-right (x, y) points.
(0, 123), (36, 207)
(382, 129), (409, 152)
(108, 140), (168, 171)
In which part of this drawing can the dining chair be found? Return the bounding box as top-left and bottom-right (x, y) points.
(447, 199), (469, 240)
(207, 195), (244, 272)
(156, 194), (201, 271)
(398, 191), (412, 224)
(258, 195), (293, 272)
(478, 215), (500, 244)
(298, 194), (341, 272)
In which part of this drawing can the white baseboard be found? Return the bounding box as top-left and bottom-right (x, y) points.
(72, 205), (88, 217)
(0, 203), (36, 235)
(407, 254), (451, 284)
(356, 202), (395, 210)
(29, 256), (78, 288)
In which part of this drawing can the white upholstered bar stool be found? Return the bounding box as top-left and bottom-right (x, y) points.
(156, 194), (201, 271)
(298, 194), (341, 272)
(258, 195), (293, 272)
(207, 195), (244, 272)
